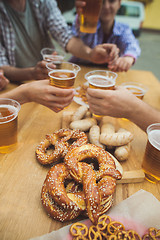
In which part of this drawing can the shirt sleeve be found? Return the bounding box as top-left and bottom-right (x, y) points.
(116, 25), (141, 61)
(42, 0), (73, 50)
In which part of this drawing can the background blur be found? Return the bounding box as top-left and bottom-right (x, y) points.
(55, 0), (160, 81)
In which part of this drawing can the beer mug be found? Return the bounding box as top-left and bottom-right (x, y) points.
(48, 62), (81, 89)
(142, 123), (160, 183)
(80, 0), (103, 33)
(0, 98), (21, 153)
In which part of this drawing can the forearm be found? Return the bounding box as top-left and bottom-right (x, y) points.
(0, 84), (29, 104)
(128, 100), (160, 132)
(66, 37), (92, 62)
(1, 66), (35, 82)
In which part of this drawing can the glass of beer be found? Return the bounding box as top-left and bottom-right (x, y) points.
(41, 47), (65, 68)
(85, 70), (118, 117)
(0, 98), (21, 153)
(142, 123), (160, 183)
(48, 62), (81, 89)
(80, 0), (103, 33)
(121, 82), (148, 100)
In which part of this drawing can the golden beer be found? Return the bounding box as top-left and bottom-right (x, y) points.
(48, 62), (81, 89)
(80, 0), (103, 33)
(85, 70), (117, 117)
(142, 124), (160, 183)
(0, 99), (20, 153)
(49, 70), (76, 88)
(121, 82), (148, 99)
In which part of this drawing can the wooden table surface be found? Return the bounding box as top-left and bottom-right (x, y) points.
(0, 66), (160, 240)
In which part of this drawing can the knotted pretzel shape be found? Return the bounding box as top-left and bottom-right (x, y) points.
(36, 128), (88, 165)
(41, 161), (100, 224)
(41, 144), (122, 224)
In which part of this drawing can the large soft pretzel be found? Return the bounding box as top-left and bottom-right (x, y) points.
(41, 144), (122, 224)
(41, 162), (100, 224)
(64, 144), (122, 182)
(36, 128), (88, 165)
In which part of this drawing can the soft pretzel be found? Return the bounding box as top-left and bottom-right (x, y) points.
(41, 163), (84, 222)
(64, 144), (122, 183)
(64, 144), (122, 222)
(41, 162), (100, 224)
(36, 128), (88, 165)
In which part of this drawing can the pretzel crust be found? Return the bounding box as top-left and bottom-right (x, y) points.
(36, 128), (88, 165)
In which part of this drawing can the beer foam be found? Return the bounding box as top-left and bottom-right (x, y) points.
(0, 104), (18, 120)
(49, 70), (75, 80)
(148, 129), (160, 150)
(88, 75), (115, 87)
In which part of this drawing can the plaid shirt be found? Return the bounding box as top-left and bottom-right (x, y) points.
(0, 0), (73, 66)
(70, 19), (141, 64)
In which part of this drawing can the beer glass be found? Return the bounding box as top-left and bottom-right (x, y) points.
(85, 70), (117, 117)
(0, 98), (21, 153)
(48, 62), (81, 89)
(41, 47), (65, 67)
(121, 82), (148, 100)
(80, 0), (103, 33)
(142, 123), (160, 183)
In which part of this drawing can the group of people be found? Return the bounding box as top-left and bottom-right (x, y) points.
(0, 0), (160, 131)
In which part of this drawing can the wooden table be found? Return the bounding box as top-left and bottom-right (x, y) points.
(0, 66), (160, 240)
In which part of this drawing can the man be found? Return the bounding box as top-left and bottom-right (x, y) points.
(71, 0), (141, 72)
(0, 0), (119, 82)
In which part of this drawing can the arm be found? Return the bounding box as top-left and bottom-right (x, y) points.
(0, 80), (74, 112)
(87, 86), (160, 131)
(1, 60), (49, 83)
(66, 37), (119, 64)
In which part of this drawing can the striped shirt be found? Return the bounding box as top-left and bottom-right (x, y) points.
(0, 0), (73, 67)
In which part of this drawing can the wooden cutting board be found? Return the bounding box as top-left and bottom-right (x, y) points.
(118, 169), (145, 184)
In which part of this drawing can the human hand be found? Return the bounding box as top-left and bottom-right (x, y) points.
(86, 86), (139, 118)
(24, 80), (74, 112)
(108, 56), (134, 72)
(0, 70), (10, 90)
(32, 61), (56, 80)
(90, 44), (119, 64)
(75, 0), (86, 15)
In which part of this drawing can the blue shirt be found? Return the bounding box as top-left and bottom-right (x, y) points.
(70, 19), (141, 64)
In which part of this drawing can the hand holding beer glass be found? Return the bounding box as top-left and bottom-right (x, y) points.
(0, 98), (21, 153)
(85, 70), (118, 117)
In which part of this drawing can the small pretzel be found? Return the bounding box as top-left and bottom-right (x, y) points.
(149, 228), (160, 240)
(142, 234), (150, 240)
(70, 222), (88, 237)
(97, 215), (111, 231)
(107, 221), (125, 235)
(127, 230), (141, 240)
(88, 225), (102, 240)
(117, 230), (130, 240)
